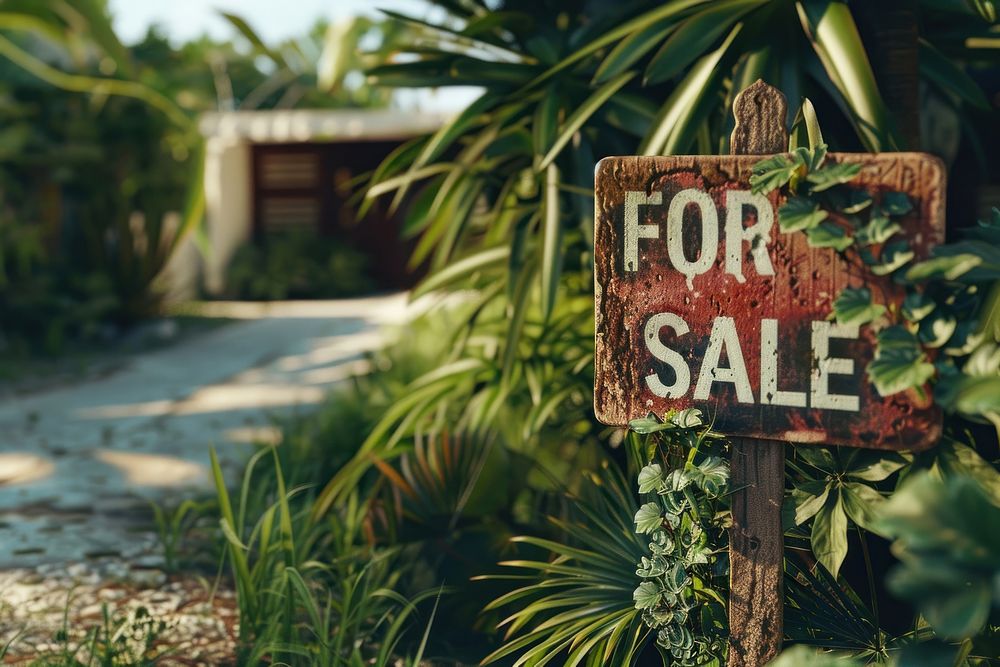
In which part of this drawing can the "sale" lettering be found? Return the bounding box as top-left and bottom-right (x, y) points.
(629, 187), (861, 413)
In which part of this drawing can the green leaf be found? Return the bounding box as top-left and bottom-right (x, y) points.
(666, 562), (690, 592)
(906, 253), (983, 282)
(532, 87), (559, 154)
(811, 490), (848, 579)
(640, 25), (741, 155)
(793, 481), (831, 525)
(919, 39), (990, 110)
(919, 581), (993, 640)
(833, 286), (886, 326)
(73, 0), (134, 76)
(842, 189), (872, 214)
(977, 281), (1000, 343)
(847, 452), (909, 482)
(879, 473), (1000, 640)
(629, 416), (669, 434)
(593, 18), (676, 84)
(938, 439), (1000, 506)
(635, 502), (664, 534)
(962, 342), (1000, 377)
(879, 325), (924, 352)
(918, 312), (957, 348)
(798, 446), (836, 472)
(799, 144), (829, 172)
(868, 327), (936, 396)
(902, 292), (936, 323)
(805, 161), (861, 192)
(855, 214), (901, 246)
(770, 646), (863, 667)
(951, 376), (1000, 419)
(881, 192), (913, 216)
(671, 408), (704, 428)
(750, 154), (802, 194)
(633, 581), (662, 610)
(805, 221), (853, 251)
(412, 247), (509, 298)
(638, 464), (665, 494)
(800, 97), (825, 150)
(869, 241), (915, 276)
(779, 196), (828, 232)
(539, 163), (562, 320)
(522, 0), (707, 91)
(643, 0), (762, 84)
(687, 457), (729, 498)
(539, 71), (636, 170)
(841, 482), (885, 533)
(220, 11), (290, 70)
(797, 0), (897, 150)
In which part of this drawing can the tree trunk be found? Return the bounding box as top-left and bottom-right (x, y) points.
(854, 1), (921, 150)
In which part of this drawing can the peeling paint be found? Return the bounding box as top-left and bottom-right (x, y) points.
(593, 154), (945, 451)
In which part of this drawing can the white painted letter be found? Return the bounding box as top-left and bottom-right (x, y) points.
(694, 316), (754, 403)
(624, 191), (661, 272)
(667, 188), (718, 289)
(644, 313), (691, 398)
(810, 321), (860, 412)
(725, 190), (775, 282)
(760, 318), (807, 407)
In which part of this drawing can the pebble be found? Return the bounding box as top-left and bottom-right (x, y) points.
(0, 560), (236, 665)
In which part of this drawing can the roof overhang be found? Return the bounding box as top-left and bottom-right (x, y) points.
(199, 108), (451, 143)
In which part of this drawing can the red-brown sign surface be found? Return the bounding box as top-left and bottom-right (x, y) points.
(594, 153), (945, 450)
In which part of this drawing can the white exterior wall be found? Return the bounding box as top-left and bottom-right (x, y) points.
(203, 136), (251, 295)
(197, 109), (450, 296)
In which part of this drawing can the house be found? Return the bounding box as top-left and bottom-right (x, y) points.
(191, 108), (449, 296)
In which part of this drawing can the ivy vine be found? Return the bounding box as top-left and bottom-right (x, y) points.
(629, 409), (730, 665)
(746, 138), (1000, 579)
(750, 144), (1000, 430)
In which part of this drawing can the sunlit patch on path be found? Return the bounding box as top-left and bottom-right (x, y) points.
(0, 293), (411, 569)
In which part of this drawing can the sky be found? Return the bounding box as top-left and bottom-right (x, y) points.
(108, 0), (432, 46)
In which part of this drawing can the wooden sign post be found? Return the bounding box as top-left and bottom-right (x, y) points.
(726, 81), (787, 667)
(593, 81), (944, 666)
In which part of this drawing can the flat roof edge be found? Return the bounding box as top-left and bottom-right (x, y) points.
(199, 108), (452, 142)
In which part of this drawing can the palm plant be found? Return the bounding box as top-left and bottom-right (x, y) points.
(328, 2), (999, 664)
(476, 458), (652, 666)
(218, 11), (414, 109)
(310, 0), (996, 512)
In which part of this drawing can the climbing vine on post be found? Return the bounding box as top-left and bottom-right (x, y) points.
(630, 409), (730, 665)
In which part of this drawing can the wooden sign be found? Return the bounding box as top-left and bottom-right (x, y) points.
(594, 81), (948, 667)
(593, 152), (945, 450)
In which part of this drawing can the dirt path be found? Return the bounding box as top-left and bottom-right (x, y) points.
(0, 295), (414, 663)
(0, 294), (410, 568)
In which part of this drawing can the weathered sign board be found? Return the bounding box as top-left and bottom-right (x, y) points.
(595, 80), (947, 667)
(593, 152), (945, 450)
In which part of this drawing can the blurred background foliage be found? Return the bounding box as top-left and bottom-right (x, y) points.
(0, 0), (405, 359)
(0, 0), (997, 665)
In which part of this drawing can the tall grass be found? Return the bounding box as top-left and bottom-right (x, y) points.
(210, 447), (445, 665)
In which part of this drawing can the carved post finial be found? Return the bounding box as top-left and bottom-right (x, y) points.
(730, 79), (788, 155)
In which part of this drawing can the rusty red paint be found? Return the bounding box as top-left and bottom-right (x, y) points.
(594, 153), (945, 450)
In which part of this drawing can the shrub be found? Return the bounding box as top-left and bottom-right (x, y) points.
(224, 233), (375, 301)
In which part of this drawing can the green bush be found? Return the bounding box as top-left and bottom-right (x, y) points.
(224, 233), (375, 301)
